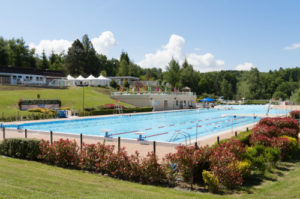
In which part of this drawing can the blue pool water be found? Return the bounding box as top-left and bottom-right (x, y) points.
(4, 105), (289, 143)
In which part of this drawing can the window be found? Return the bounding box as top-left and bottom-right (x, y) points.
(13, 76), (16, 80)
(184, 100), (186, 106)
(18, 76), (22, 79)
(29, 76), (33, 80)
(176, 100), (178, 106)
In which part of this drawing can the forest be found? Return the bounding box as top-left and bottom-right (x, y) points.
(1, 35), (300, 102)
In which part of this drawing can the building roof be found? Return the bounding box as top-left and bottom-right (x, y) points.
(0, 66), (65, 77)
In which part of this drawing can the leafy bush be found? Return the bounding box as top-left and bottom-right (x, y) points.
(249, 133), (273, 146)
(252, 125), (281, 138)
(258, 117), (299, 132)
(290, 110), (300, 119)
(140, 152), (167, 184)
(272, 136), (298, 160)
(166, 145), (211, 185)
(38, 139), (80, 168)
(202, 170), (220, 192)
(0, 138), (40, 160)
(236, 161), (251, 178)
(28, 108), (56, 115)
(209, 148), (243, 189)
(264, 147), (280, 165)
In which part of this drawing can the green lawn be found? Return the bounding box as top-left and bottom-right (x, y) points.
(1, 155), (300, 199)
(0, 85), (132, 117)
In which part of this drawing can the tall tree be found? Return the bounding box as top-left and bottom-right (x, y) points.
(40, 50), (49, 70)
(65, 39), (86, 76)
(165, 59), (181, 88)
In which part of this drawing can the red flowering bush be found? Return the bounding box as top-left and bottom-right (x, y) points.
(38, 139), (80, 168)
(166, 145), (211, 185)
(79, 143), (115, 172)
(271, 136), (298, 160)
(290, 110), (300, 119)
(209, 147), (243, 189)
(259, 117), (299, 132)
(140, 152), (167, 184)
(249, 133), (273, 146)
(252, 125), (281, 138)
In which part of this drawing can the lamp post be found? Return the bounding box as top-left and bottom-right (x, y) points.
(75, 81), (88, 113)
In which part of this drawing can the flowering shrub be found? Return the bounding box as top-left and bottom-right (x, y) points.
(272, 136), (298, 160)
(290, 110), (300, 119)
(202, 170), (220, 192)
(252, 125), (281, 138)
(259, 117), (299, 131)
(140, 152), (167, 184)
(236, 161), (251, 178)
(249, 133), (273, 146)
(209, 148), (243, 189)
(280, 127), (299, 138)
(79, 143), (115, 172)
(166, 145), (211, 184)
(38, 139), (80, 168)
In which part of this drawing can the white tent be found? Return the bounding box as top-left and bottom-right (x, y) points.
(97, 75), (111, 86)
(87, 75), (96, 80)
(76, 75), (85, 80)
(67, 75), (75, 80)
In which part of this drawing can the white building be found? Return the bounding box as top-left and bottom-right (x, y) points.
(0, 67), (65, 85)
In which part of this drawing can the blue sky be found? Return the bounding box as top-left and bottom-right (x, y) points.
(1, 0), (300, 72)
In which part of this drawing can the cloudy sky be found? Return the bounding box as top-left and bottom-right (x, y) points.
(1, 0), (300, 72)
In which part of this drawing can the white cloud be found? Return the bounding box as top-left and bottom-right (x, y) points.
(91, 31), (116, 55)
(29, 39), (72, 55)
(284, 43), (300, 50)
(29, 31), (116, 56)
(235, 62), (256, 71)
(138, 34), (224, 72)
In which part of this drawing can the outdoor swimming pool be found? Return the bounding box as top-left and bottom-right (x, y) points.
(4, 105), (289, 143)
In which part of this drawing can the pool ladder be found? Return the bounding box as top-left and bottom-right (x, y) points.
(169, 130), (191, 145)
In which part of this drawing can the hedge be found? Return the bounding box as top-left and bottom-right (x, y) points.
(0, 138), (41, 160)
(80, 107), (153, 116)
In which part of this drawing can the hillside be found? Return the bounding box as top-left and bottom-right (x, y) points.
(0, 85), (132, 117)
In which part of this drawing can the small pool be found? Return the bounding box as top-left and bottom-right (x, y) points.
(4, 105), (289, 143)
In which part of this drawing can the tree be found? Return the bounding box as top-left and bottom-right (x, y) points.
(40, 50), (49, 70)
(81, 34), (100, 76)
(247, 68), (261, 99)
(110, 79), (119, 89)
(65, 39), (86, 76)
(0, 37), (9, 65)
(165, 59), (181, 88)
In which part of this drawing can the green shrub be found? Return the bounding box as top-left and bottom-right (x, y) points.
(243, 145), (266, 172)
(264, 147), (280, 165)
(202, 170), (220, 192)
(236, 161), (251, 178)
(0, 138), (41, 160)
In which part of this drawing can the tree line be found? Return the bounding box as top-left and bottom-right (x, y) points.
(1, 35), (300, 101)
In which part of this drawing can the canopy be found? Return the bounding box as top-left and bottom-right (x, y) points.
(200, 97), (216, 102)
(67, 75), (75, 80)
(98, 75), (110, 80)
(76, 75), (85, 80)
(86, 75), (96, 80)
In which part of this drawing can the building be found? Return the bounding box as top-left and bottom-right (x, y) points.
(111, 91), (196, 111)
(108, 76), (139, 85)
(0, 66), (65, 85)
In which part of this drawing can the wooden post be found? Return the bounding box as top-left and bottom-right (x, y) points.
(153, 141), (156, 155)
(80, 133), (83, 151)
(50, 131), (53, 145)
(195, 142), (198, 149)
(2, 127), (5, 140)
(246, 127), (249, 132)
(217, 136), (220, 144)
(118, 137), (121, 152)
(25, 129), (27, 138)
(235, 131), (237, 137)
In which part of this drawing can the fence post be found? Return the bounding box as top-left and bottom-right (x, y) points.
(25, 129), (27, 138)
(217, 136), (220, 144)
(195, 142), (198, 149)
(2, 127), (5, 140)
(153, 141), (156, 155)
(80, 133), (83, 151)
(50, 131), (53, 145)
(235, 131), (237, 137)
(246, 127), (249, 132)
(118, 136), (121, 152)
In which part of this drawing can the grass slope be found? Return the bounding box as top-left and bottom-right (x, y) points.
(0, 85), (132, 116)
(0, 155), (300, 199)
